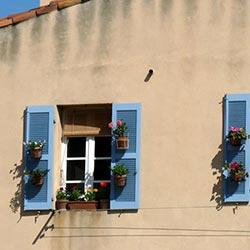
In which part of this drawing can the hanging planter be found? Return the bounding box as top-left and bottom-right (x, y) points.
(116, 136), (129, 149)
(24, 140), (46, 158)
(230, 138), (242, 146)
(114, 175), (127, 187)
(31, 147), (43, 158)
(24, 169), (49, 186)
(32, 175), (44, 185)
(108, 120), (129, 150)
(231, 174), (244, 183)
(226, 127), (247, 146)
(111, 163), (129, 187)
(224, 161), (249, 183)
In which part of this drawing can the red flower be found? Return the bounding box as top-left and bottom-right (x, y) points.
(117, 120), (122, 126)
(60, 187), (64, 191)
(72, 185), (78, 190)
(230, 162), (238, 169)
(100, 182), (108, 187)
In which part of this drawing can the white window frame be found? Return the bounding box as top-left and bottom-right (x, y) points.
(61, 136), (111, 192)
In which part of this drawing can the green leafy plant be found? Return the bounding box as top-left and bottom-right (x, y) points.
(56, 187), (70, 200)
(108, 120), (128, 137)
(226, 127), (247, 140)
(111, 163), (129, 176)
(69, 186), (83, 201)
(24, 169), (49, 177)
(84, 188), (99, 201)
(68, 186), (99, 201)
(224, 161), (249, 181)
(24, 140), (46, 149)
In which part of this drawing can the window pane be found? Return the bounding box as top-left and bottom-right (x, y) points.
(67, 137), (86, 157)
(94, 160), (110, 180)
(66, 183), (84, 192)
(95, 137), (111, 157)
(67, 160), (85, 180)
(94, 183), (110, 199)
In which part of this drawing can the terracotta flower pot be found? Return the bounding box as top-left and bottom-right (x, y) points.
(116, 136), (129, 149)
(32, 175), (44, 185)
(67, 201), (98, 210)
(56, 200), (69, 210)
(231, 174), (243, 183)
(114, 175), (127, 187)
(31, 147), (42, 158)
(99, 199), (110, 209)
(230, 139), (242, 146)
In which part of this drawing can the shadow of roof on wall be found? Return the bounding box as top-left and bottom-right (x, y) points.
(0, 0), (90, 28)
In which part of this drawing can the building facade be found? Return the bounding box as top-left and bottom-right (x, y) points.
(1, 0), (250, 249)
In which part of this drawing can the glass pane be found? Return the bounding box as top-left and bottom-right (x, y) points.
(66, 183), (84, 192)
(67, 137), (86, 157)
(67, 160), (85, 180)
(94, 182), (110, 199)
(94, 160), (110, 180)
(95, 137), (111, 157)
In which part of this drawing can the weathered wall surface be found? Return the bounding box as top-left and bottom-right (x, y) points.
(1, 0), (250, 249)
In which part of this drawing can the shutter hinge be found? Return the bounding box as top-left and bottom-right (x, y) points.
(53, 119), (56, 124)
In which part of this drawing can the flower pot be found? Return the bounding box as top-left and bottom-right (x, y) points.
(31, 147), (42, 158)
(231, 175), (243, 183)
(67, 201), (98, 210)
(114, 175), (127, 187)
(230, 139), (242, 146)
(32, 175), (44, 185)
(99, 199), (110, 209)
(116, 136), (129, 149)
(56, 200), (68, 210)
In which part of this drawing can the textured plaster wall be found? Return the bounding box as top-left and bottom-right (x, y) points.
(1, 0), (250, 250)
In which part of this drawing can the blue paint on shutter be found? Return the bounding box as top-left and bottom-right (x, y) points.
(224, 94), (250, 202)
(24, 106), (54, 210)
(110, 103), (141, 209)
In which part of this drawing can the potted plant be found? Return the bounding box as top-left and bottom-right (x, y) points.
(67, 186), (99, 210)
(24, 169), (49, 185)
(111, 163), (129, 187)
(224, 161), (249, 183)
(56, 187), (70, 210)
(98, 182), (110, 209)
(108, 120), (129, 149)
(226, 126), (247, 146)
(24, 140), (46, 158)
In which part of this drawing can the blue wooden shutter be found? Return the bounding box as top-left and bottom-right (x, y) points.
(224, 94), (250, 202)
(24, 106), (54, 210)
(110, 103), (141, 209)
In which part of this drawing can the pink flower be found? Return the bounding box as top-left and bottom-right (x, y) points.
(117, 120), (123, 126)
(230, 126), (240, 132)
(108, 122), (114, 128)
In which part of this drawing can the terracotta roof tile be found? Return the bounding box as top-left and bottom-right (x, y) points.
(8, 10), (36, 24)
(0, 0), (89, 29)
(0, 18), (13, 28)
(58, 0), (82, 10)
(35, 4), (58, 16)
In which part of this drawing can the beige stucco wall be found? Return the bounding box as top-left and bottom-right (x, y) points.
(1, 0), (250, 249)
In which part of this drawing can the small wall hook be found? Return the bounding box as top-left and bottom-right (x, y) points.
(144, 69), (154, 82)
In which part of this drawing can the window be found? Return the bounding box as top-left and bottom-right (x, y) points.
(23, 103), (141, 211)
(224, 94), (250, 202)
(62, 136), (111, 195)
